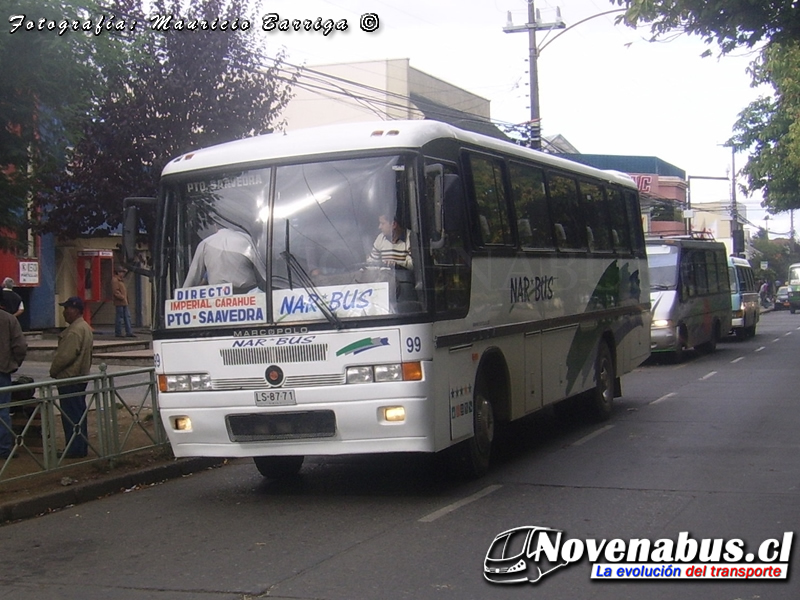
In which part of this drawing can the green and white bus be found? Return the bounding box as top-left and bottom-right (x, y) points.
(124, 120), (651, 478)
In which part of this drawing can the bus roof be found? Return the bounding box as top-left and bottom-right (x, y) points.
(161, 119), (637, 188)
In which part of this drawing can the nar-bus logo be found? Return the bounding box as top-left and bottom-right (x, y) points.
(484, 526), (793, 584)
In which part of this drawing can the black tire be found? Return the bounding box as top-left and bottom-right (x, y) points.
(253, 455), (304, 479)
(672, 326), (687, 363)
(451, 388), (495, 479)
(588, 342), (615, 421)
(697, 321), (720, 354)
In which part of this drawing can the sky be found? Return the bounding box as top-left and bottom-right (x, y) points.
(246, 0), (789, 237)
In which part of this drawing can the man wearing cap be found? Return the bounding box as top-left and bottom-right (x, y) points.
(0, 307), (27, 459)
(50, 296), (93, 458)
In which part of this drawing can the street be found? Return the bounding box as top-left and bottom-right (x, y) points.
(0, 311), (798, 599)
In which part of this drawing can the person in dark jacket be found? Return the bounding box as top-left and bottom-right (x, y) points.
(0, 308), (27, 459)
(50, 296), (93, 458)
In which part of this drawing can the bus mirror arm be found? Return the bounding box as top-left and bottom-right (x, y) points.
(122, 197), (156, 278)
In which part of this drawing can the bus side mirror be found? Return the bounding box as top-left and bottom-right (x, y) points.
(122, 197), (156, 277)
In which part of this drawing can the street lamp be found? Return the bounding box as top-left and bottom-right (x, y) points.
(503, 4), (626, 150)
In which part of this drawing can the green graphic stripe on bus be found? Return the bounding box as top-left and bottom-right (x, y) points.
(565, 260), (643, 396)
(336, 337), (390, 356)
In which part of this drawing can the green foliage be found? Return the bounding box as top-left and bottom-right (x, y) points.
(729, 42), (800, 212)
(37, 0), (298, 239)
(613, 1), (800, 216)
(749, 230), (800, 283)
(613, 0), (800, 54)
(0, 0), (123, 248)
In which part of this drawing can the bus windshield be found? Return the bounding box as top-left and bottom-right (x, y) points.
(646, 245), (679, 290)
(158, 154), (425, 330)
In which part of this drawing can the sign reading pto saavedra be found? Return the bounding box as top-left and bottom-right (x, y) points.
(165, 284), (266, 329)
(165, 282), (391, 328)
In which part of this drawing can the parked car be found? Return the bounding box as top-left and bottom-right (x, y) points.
(776, 285), (790, 310)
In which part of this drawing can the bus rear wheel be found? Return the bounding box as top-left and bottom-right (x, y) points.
(451, 389), (495, 478)
(588, 342), (615, 421)
(253, 456), (304, 479)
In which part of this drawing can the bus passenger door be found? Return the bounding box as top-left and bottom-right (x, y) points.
(540, 325), (579, 405)
(524, 332), (543, 413)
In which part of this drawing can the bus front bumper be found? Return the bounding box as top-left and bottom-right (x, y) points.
(159, 388), (436, 457)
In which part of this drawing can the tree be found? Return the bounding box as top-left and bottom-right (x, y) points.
(38, 0), (299, 239)
(729, 42), (800, 213)
(613, 0), (800, 54)
(0, 0), (123, 249)
(613, 1), (800, 215)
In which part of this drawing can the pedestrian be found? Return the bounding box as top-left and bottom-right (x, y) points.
(0, 308), (27, 459)
(1, 277), (24, 318)
(49, 296), (93, 458)
(759, 280), (770, 307)
(112, 266), (135, 337)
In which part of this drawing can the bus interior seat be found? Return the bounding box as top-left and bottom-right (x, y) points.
(554, 223), (567, 246)
(479, 215), (491, 242)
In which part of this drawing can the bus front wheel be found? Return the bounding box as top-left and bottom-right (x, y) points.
(451, 389), (495, 478)
(253, 455), (304, 479)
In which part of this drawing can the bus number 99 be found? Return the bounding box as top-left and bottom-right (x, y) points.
(406, 336), (421, 353)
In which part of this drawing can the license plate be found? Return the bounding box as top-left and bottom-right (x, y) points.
(254, 389), (296, 406)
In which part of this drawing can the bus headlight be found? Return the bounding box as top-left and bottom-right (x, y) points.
(374, 364), (402, 382)
(346, 362), (422, 384)
(652, 319), (671, 328)
(159, 373), (212, 392)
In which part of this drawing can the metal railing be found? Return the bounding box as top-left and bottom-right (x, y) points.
(0, 364), (166, 485)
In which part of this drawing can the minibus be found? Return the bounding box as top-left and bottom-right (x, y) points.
(728, 255), (759, 338)
(647, 237), (732, 360)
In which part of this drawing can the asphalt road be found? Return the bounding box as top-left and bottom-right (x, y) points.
(0, 311), (798, 599)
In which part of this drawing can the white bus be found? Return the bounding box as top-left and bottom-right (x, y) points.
(123, 120), (651, 478)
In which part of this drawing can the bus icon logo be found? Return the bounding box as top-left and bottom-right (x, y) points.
(484, 526), (569, 584)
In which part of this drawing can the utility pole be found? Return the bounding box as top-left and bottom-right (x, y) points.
(730, 146), (745, 255)
(504, 1), (565, 150)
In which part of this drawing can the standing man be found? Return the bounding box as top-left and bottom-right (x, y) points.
(1, 277), (24, 318)
(0, 307), (27, 459)
(112, 267), (135, 338)
(50, 297), (93, 458)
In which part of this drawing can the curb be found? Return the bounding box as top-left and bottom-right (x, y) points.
(0, 456), (226, 524)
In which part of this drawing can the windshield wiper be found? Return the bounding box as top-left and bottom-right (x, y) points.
(281, 220), (343, 330)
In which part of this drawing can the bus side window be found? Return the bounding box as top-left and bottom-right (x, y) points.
(509, 162), (554, 250)
(579, 181), (612, 252)
(467, 153), (512, 247)
(547, 173), (586, 251)
(624, 190), (646, 257)
(606, 188), (631, 254)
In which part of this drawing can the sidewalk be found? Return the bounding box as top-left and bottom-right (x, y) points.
(1, 327), (228, 525)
